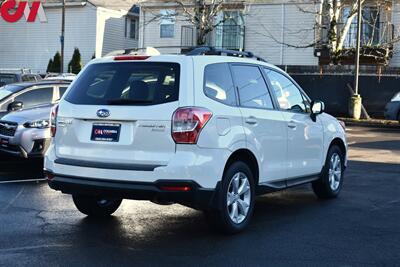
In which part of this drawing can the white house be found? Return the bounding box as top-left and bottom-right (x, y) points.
(0, 0), (139, 73)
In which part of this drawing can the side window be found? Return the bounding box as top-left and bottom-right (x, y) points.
(15, 87), (54, 108)
(264, 69), (308, 113)
(203, 63), (236, 106)
(59, 86), (69, 98)
(232, 65), (274, 109)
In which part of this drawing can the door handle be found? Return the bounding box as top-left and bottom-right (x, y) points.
(245, 116), (258, 125)
(288, 120), (297, 129)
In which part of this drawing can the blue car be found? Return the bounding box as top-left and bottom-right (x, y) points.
(384, 92), (400, 122)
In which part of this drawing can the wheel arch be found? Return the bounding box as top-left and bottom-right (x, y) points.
(329, 137), (347, 160)
(223, 149), (260, 186)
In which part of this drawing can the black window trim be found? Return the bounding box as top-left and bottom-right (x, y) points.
(262, 66), (312, 115)
(229, 62), (278, 111)
(202, 63), (239, 107)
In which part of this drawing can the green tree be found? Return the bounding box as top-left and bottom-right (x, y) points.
(68, 48), (82, 74)
(46, 58), (53, 73)
(52, 51), (62, 73)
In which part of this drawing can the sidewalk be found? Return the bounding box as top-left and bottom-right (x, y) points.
(338, 117), (400, 128)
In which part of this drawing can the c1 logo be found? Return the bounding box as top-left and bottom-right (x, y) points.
(0, 0), (47, 23)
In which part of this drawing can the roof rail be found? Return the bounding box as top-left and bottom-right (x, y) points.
(186, 46), (267, 62)
(106, 46), (267, 62)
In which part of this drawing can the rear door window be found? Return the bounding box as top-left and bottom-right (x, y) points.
(15, 87), (54, 108)
(232, 65), (274, 109)
(65, 62), (180, 106)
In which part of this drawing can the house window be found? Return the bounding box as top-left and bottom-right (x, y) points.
(160, 10), (175, 38)
(130, 19), (137, 39)
(341, 7), (380, 48)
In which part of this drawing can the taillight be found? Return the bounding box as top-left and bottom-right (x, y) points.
(172, 107), (212, 144)
(114, 55), (150, 61)
(50, 105), (59, 137)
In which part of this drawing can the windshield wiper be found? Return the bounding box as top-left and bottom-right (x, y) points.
(107, 99), (153, 105)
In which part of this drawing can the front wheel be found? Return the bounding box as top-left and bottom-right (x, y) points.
(312, 145), (345, 199)
(205, 161), (255, 234)
(72, 194), (122, 217)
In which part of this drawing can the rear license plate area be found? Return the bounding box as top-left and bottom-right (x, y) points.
(91, 123), (121, 142)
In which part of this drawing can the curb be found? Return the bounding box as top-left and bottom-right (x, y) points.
(337, 117), (400, 129)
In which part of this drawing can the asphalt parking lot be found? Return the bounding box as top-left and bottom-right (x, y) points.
(0, 126), (399, 267)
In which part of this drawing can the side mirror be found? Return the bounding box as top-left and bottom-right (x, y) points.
(311, 100), (325, 121)
(7, 101), (23, 112)
(312, 100), (325, 115)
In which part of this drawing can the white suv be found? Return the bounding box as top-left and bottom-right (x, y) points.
(45, 47), (347, 233)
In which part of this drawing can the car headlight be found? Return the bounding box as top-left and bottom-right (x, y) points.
(391, 92), (400, 102)
(23, 120), (50, 129)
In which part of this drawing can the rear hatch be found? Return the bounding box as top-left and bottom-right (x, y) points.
(55, 60), (182, 167)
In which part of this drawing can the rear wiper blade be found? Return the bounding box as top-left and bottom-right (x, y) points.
(106, 99), (153, 105)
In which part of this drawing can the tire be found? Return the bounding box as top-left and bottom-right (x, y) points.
(205, 161), (255, 234)
(312, 145), (345, 199)
(72, 194), (122, 217)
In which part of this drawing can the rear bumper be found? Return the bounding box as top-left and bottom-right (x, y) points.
(46, 172), (221, 210)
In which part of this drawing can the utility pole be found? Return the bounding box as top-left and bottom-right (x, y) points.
(60, 0), (65, 74)
(350, 0), (363, 119)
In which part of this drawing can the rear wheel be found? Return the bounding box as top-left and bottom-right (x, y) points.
(312, 145), (344, 199)
(72, 194), (122, 217)
(205, 161), (255, 234)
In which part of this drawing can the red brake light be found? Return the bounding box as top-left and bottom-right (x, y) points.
(172, 107), (212, 144)
(50, 105), (58, 137)
(114, 55), (150, 61)
(160, 186), (191, 192)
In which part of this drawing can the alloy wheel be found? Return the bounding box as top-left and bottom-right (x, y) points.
(226, 172), (251, 224)
(328, 153), (342, 191)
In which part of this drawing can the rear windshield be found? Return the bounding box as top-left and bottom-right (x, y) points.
(0, 74), (17, 86)
(65, 62), (180, 106)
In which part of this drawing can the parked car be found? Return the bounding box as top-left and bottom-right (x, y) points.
(0, 104), (53, 158)
(384, 92), (400, 122)
(45, 73), (76, 82)
(0, 80), (70, 119)
(0, 69), (42, 86)
(45, 47), (347, 233)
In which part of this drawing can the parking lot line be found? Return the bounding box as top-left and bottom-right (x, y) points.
(0, 178), (46, 184)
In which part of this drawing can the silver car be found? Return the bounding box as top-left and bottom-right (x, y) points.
(0, 104), (53, 158)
